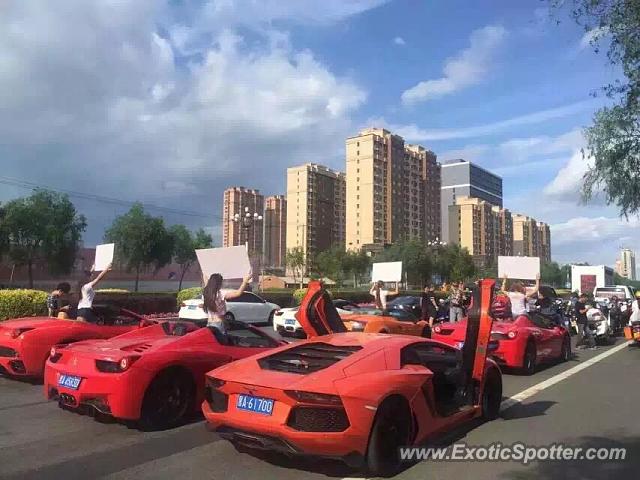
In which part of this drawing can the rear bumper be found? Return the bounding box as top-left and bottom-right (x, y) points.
(0, 341), (45, 377)
(202, 401), (369, 460)
(487, 344), (522, 368)
(44, 364), (150, 419)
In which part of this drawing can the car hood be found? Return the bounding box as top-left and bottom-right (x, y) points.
(1, 317), (68, 331)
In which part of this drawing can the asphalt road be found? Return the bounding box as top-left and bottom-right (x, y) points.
(1, 333), (638, 480)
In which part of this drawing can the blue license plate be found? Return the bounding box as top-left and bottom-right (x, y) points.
(456, 342), (464, 349)
(188, 305), (198, 310)
(58, 374), (82, 390)
(236, 394), (274, 415)
(285, 319), (296, 325)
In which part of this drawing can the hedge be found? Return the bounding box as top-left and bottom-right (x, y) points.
(94, 292), (177, 315)
(177, 287), (202, 305)
(0, 289), (48, 321)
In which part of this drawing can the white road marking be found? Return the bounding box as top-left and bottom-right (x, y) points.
(500, 340), (632, 411)
(340, 341), (632, 480)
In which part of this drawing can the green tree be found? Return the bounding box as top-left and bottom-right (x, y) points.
(541, 261), (564, 287)
(552, 0), (640, 216)
(169, 225), (213, 291)
(346, 250), (372, 287)
(105, 204), (173, 292)
(0, 190), (86, 287)
(285, 247), (305, 289)
(315, 247), (347, 286)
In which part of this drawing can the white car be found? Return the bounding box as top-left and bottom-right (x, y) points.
(179, 292), (280, 325)
(273, 305), (354, 338)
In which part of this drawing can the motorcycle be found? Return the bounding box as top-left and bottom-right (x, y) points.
(586, 304), (613, 344)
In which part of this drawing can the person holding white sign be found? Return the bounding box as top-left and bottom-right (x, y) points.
(501, 274), (540, 316)
(77, 263), (112, 323)
(202, 270), (253, 333)
(369, 281), (399, 310)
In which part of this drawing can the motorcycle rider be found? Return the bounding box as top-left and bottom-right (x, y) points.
(575, 293), (596, 349)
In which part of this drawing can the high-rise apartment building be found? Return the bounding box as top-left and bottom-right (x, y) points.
(286, 164), (346, 268)
(620, 248), (636, 280)
(441, 160), (503, 243)
(492, 205), (513, 256)
(345, 128), (441, 251)
(537, 222), (551, 263)
(222, 187), (264, 254)
(448, 196), (499, 267)
(264, 195), (287, 270)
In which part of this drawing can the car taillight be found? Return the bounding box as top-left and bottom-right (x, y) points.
(275, 311), (283, 316)
(284, 390), (343, 406)
(433, 325), (441, 333)
(95, 356), (139, 373)
(198, 303), (205, 309)
(507, 331), (517, 339)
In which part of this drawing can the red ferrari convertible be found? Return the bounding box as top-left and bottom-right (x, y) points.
(0, 306), (151, 378)
(202, 280), (502, 476)
(44, 320), (282, 430)
(432, 312), (571, 375)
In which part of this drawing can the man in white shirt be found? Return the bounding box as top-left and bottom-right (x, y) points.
(370, 281), (399, 310)
(77, 263), (112, 323)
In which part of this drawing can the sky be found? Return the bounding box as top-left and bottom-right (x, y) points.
(0, 0), (636, 269)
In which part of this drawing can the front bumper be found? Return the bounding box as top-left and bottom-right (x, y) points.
(44, 363), (150, 420)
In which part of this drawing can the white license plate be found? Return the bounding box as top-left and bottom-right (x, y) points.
(58, 374), (81, 390)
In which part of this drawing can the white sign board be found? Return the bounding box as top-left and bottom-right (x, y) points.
(196, 246), (251, 281)
(371, 261), (403, 283)
(93, 243), (115, 272)
(498, 256), (540, 280)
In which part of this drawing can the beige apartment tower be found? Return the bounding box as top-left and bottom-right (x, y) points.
(264, 195), (287, 270)
(345, 128), (441, 251)
(448, 196), (500, 267)
(222, 187), (264, 254)
(286, 164), (346, 269)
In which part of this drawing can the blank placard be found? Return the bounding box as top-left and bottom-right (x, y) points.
(94, 243), (115, 272)
(371, 261), (403, 283)
(196, 246), (251, 281)
(498, 256), (540, 280)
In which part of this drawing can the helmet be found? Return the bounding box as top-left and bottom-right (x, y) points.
(491, 293), (512, 320)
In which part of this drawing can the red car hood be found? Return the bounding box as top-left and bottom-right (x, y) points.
(1, 317), (63, 330)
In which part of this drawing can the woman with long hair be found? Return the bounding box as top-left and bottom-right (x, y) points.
(501, 274), (540, 317)
(202, 270), (252, 332)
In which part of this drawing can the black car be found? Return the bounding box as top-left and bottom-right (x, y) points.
(386, 296), (422, 318)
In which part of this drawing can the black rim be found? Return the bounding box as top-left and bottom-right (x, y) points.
(484, 377), (500, 416)
(145, 376), (189, 426)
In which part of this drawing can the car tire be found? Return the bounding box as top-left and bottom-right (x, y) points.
(366, 396), (411, 477)
(560, 336), (571, 362)
(139, 368), (194, 431)
(521, 340), (536, 375)
(481, 369), (502, 420)
(223, 312), (235, 323)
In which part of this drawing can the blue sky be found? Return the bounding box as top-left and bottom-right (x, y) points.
(0, 0), (636, 270)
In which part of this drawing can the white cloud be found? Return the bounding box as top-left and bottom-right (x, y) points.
(0, 0), (371, 243)
(543, 150), (594, 200)
(579, 26), (609, 50)
(393, 36), (406, 46)
(368, 100), (593, 142)
(401, 25), (506, 104)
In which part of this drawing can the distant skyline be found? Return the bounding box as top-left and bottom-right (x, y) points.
(0, 0), (635, 269)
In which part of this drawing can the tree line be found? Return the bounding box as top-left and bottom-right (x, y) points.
(0, 190), (212, 291)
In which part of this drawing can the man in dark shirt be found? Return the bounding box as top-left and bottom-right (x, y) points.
(575, 293), (595, 349)
(421, 285), (438, 337)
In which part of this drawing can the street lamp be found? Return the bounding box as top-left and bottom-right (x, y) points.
(233, 206), (263, 288)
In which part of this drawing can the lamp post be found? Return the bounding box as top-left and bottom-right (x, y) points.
(233, 206), (263, 289)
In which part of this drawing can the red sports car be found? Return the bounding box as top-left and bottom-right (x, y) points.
(202, 280), (502, 476)
(0, 306), (151, 378)
(45, 320), (282, 430)
(432, 312), (571, 375)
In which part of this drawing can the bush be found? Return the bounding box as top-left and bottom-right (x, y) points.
(259, 291), (294, 308)
(292, 288), (307, 305)
(177, 287), (202, 306)
(0, 289), (48, 321)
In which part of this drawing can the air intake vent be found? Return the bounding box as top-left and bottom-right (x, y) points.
(258, 343), (361, 375)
